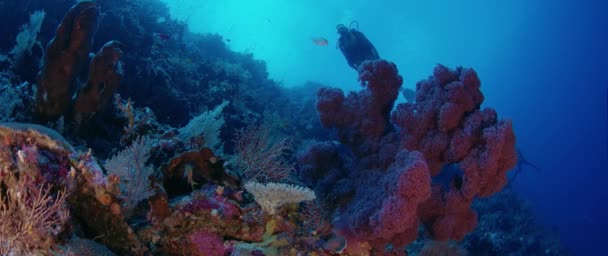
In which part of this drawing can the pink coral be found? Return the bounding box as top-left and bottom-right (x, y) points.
(188, 230), (226, 256)
(301, 60), (517, 252)
(369, 151), (431, 247)
(180, 187), (241, 219)
(317, 60), (402, 141)
(392, 65), (516, 181)
(391, 65), (517, 240)
(418, 188), (477, 241)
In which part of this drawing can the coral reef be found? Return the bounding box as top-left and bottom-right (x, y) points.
(244, 182), (316, 214)
(233, 120), (295, 183)
(405, 188), (572, 256)
(461, 188), (572, 255)
(0, 1), (569, 255)
(298, 59), (517, 254)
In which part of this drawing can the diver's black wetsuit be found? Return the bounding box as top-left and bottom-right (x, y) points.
(338, 28), (380, 70)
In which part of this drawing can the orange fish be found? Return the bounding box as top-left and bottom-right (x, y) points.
(312, 37), (328, 46)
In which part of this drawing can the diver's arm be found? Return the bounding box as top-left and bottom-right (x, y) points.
(338, 40), (346, 53)
(338, 41), (356, 69)
(370, 45), (380, 59)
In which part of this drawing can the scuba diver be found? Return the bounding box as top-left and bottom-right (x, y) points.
(336, 22), (380, 70)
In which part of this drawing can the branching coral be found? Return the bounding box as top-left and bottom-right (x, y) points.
(0, 182), (69, 255)
(0, 122), (149, 254)
(104, 136), (155, 215)
(6, 10), (45, 68)
(178, 100), (229, 151)
(0, 123), (72, 254)
(244, 182), (316, 214)
(233, 120), (295, 182)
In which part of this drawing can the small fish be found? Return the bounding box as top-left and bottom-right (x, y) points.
(225, 38), (231, 43)
(183, 164), (198, 189)
(153, 32), (170, 41)
(312, 37), (329, 46)
(401, 87), (416, 102)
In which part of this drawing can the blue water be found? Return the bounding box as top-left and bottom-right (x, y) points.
(162, 0), (608, 254)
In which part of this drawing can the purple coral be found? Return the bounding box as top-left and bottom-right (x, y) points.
(317, 60), (402, 143)
(333, 150), (431, 251)
(299, 59), (517, 253)
(180, 187), (241, 219)
(188, 230), (226, 256)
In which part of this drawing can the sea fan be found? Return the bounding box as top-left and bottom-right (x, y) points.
(104, 136), (155, 214)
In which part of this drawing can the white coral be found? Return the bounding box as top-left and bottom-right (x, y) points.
(178, 100), (229, 152)
(9, 10), (45, 64)
(244, 182), (316, 214)
(104, 136), (155, 213)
